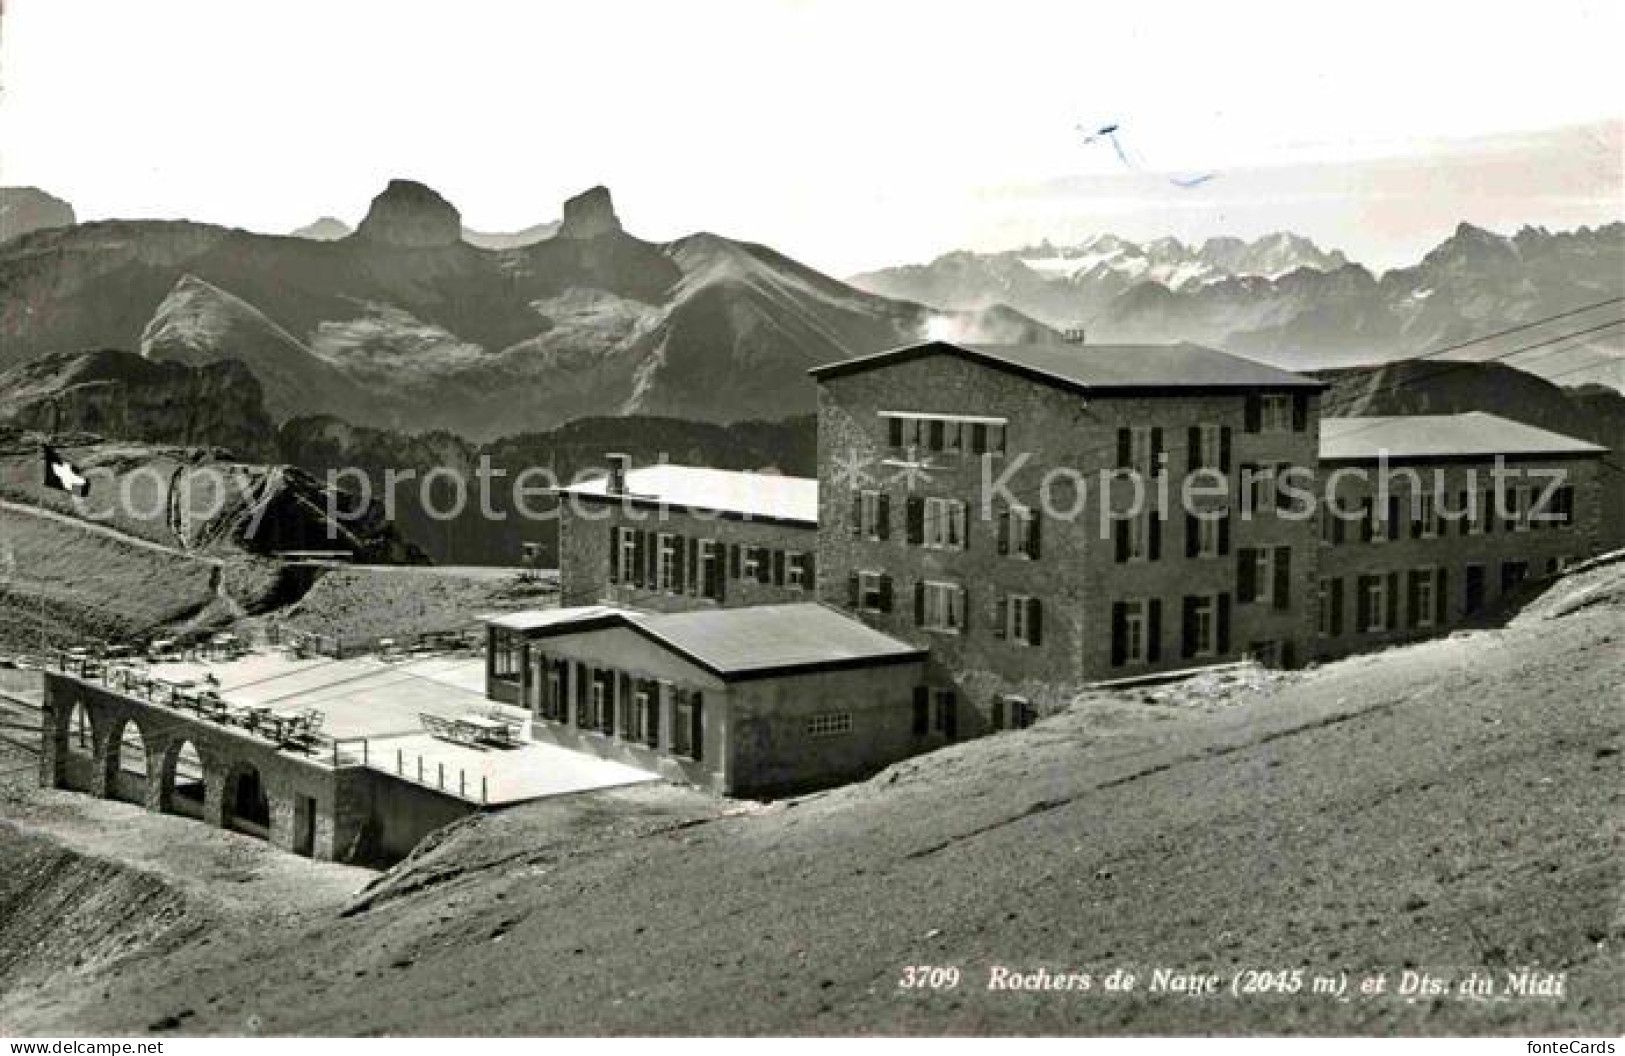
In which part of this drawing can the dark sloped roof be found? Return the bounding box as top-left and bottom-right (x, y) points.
(1320, 412), (1607, 462)
(808, 340), (1327, 393)
(484, 604), (925, 681)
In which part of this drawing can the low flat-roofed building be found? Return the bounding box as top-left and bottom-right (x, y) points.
(1313, 412), (1605, 660)
(553, 457), (820, 614)
(484, 603), (931, 797)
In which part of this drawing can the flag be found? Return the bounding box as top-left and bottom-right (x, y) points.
(42, 445), (90, 497)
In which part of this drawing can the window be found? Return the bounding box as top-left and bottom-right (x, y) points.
(1117, 425), (1163, 477)
(619, 528), (639, 584)
(854, 570), (890, 613)
(491, 630), (523, 680)
(1359, 576), (1388, 632)
(1367, 498), (1387, 544)
(1242, 463), (1277, 517)
(856, 489), (888, 540)
(541, 658), (565, 721)
(1412, 493), (1437, 539)
(1316, 578), (1345, 638)
(656, 534), (678, 591)
(590, 670), (609, 731)
(1115, 511), (1161, 563)
(1411, 569), (1436, 629)
(997, 595), (1043, 646)
(1194, 424), (1224, 470)
(632, 681), (661, 748)
(1461, 488), (1483, 535)
(1260, 394), (1293, 433)
(1513, 485), (1532, 532)
(1119, 599), (1147, 664)
(885, 413), (1006, 455)
(806, 712), (854, 737)
(699, 540), (723, 602)
(1000, 504), (1040, 559)
(1238, 546), (1291, 610)
(1187, 595), (1217, 657)
(993, 696), (1035, 731)
(673, 689), (703, 759)
(920, 581), (966, 633)
(787, 551), (813, 591)
(1195, 513), (1223, 558)
(1501, 560), (1528, 595)
(742, 546), (762, 580)
(923, 497), (967, 550)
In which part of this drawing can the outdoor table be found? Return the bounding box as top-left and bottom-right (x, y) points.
(458, 715), (513, 745)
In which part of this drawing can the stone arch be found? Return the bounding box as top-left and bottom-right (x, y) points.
(100, 714), (152, 805)
(52, 696), (101, 793)
(65, 700), (94, 756)
(222, 760), (271, 839)
(156, 737), (208, 819)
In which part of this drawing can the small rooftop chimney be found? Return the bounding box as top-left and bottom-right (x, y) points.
(1063, 327), (1087, 344)
(606, 452), (630, 495)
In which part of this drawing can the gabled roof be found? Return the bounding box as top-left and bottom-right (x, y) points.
(808, 340), (1327, 394)
(556, 464), (818, 526)
(1319, 412), (1607, 462)
(484, 604), (926, 681)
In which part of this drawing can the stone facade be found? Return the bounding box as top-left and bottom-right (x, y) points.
(556, 496), (818, 612)
(814, 348), (1324, 730)
(1312, 452), (1603, 660)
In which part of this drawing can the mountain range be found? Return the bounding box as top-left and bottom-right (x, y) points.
(851, 224), (1625, 391)
(0, 180), (1045, 440)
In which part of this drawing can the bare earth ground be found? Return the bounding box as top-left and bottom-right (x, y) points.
(0, 563), (1621, 1037)
(270, 564), (556, 643)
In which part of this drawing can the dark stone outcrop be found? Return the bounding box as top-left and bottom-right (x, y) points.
(353, 180), (462, 247)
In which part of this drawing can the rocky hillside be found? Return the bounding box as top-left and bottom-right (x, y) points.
(0, 187), (75, 244)
(854, 223), (1625, 390)
(0, 350), (277, 460)
(0, 181), (1047, 438)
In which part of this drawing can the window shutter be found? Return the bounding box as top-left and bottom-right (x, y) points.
(879, 574), (894, 613)
(1218, 593), (1232, 654)
(689, 537), (700, 593)
(803, 552), (816, 591)
(1435, 568), (1448, 625)
(997, 508), (1010, 555)
(1292, 393), (1308, 432)
(959, 586), (970, 633)
(1410, 501), (1423, 540)
(757, 549), (772, 584)
(1147, 598), (1162, 662)
(1407, 571), (1421, 628)
(1272, 547), (1291, 612)
(959, 502), (970, 551)
(1333, 513), (1346, 545)
(1111, 601), (1128, 666)
(728, 543), (741, 579)
(1185, 514), (1199, 558)
(631, 531), (647, 588)
(772, 549), (786, 586)
(994, 596), (1007, 638)
(644, 531), (658, 586)
(848, 571), (859, 609)
(1219, 512), (1231, 556)
(608, 526), (620, 583)
(912, 687), (929, 735)
(1187, 425), (1201, 472)
(888, 417), (903, 448)
(1360, 501), (1374, 543)
(849, 492), (862, 534)
(1114, 520), (1129, 563)
(1356, 576), (1371, 629)
(1330, 578), (1344, 637)
(913, 579), (925, 624)
(672, 536), (686, 593)
(906, 496), (924, 545)
(1150, 427), (1164, 475)
(1385, 571), (1400, 629)
(1237, 548), (1256, 603)
(877, 493), (891, 539)
(1028, 598), (1043, 646)
(991, 697), (1005, 731)
(1387, 497), (1402, 541)
(1149, 514), (1162, 561)
(1180, 597), (1197, 659)
(1116, 427), (1131, 469)
(1029, 514), (1041, 559)
(1244, 395), (1261, 434)
(1220, 427), (1232, 473)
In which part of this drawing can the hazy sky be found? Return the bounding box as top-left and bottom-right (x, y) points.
(2, 0), (1621, 275)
